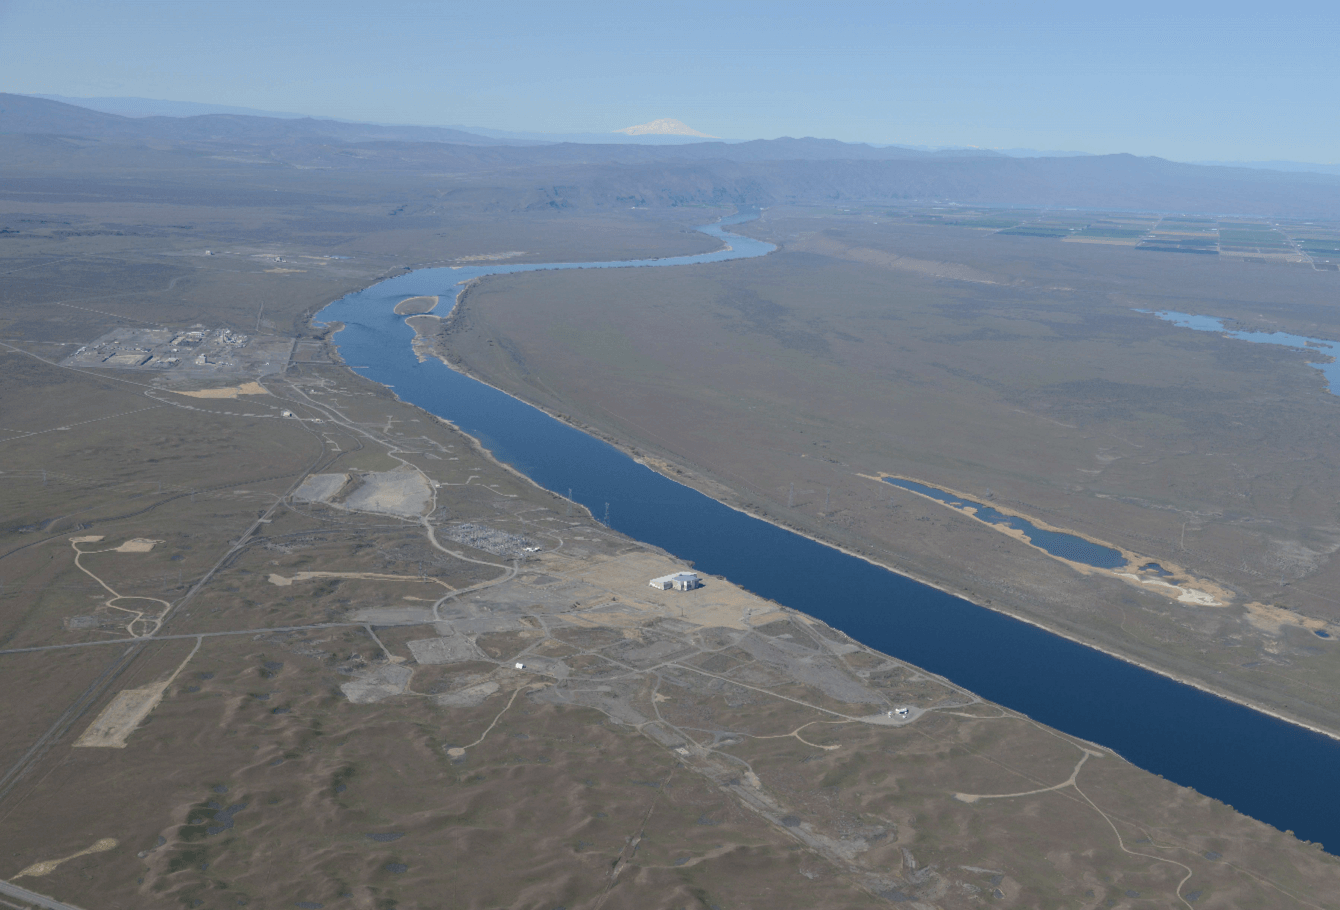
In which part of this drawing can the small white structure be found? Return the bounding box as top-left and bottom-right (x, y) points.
(514, 662), (526, 670)
(649, 572), (701, 592)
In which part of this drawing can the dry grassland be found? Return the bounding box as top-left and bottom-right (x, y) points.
(438, 208), (1340, 738)
(3, 175), (1340, 909)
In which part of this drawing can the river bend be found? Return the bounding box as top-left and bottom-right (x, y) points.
(317, 211), (1340, 850)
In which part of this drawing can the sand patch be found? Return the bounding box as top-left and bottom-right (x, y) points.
(173, 381), (269, 399)
(14, 838), (118, 878)
(1115, 573), (1222, 606)
(456, 251), (525, 262)
(114, 538), (162, 553)
(394, 295), (439, 315)
(74, 683), (170, 748)
(74, 640), (199, 747)
(1244, 601), (1337, 638)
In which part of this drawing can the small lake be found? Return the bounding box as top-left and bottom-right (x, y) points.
(882, 477), (1127, 569)
(1143, 309), (1340, 395)
(318, 214), (1340, 851)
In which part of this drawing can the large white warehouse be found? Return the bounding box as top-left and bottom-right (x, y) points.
(649, 572), (701, 591)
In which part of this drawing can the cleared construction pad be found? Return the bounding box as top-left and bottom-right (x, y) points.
(342, 469), (432, 517)
(295, 469), (432, 517)
(408, 635), (483, 664)
(74, 683), (168, 748)
(292, 473), (347, 503)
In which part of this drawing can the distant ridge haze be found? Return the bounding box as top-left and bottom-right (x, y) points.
(5, 94), (1340, 219)
(19, 94), (1340, 179)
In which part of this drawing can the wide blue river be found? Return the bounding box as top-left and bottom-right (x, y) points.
(318, 211), (1340, 850)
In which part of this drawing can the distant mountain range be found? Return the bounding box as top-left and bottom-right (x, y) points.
(1194, 159), (1340, 178)
(28, 94), (317, 120)
(0, 94), (1009, 161)
(1, 93), (540, 147)
(24, 95), (1339, 178)
(5, 93), (1340, 218)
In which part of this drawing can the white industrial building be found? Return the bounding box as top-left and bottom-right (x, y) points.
(649, 572), (701, 591)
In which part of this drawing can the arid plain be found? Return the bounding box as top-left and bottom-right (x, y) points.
(437, 205), (1340, 739)
(3, 103), (1340, 908)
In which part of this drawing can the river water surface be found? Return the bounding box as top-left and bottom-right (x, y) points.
(318, 212), (1340, 850)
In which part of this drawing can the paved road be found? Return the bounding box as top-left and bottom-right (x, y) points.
(0, 620), (427, 656)
(0, 879), (85, 910)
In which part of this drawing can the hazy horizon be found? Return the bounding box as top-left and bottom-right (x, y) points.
(21, 92), (1340, 174)
(2, 0), (1337, 163)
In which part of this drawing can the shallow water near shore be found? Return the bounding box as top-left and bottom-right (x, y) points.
(318, 213), (1340, 850)
(882, 477), (1127, 569)
(1144, 309), (1340, 394)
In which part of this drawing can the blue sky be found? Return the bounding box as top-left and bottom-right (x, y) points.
(1, 0), (1336, 161)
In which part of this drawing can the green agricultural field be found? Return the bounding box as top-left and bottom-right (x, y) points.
(1076, 227), (1147, 238)
(998, 224), (1078, 237)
